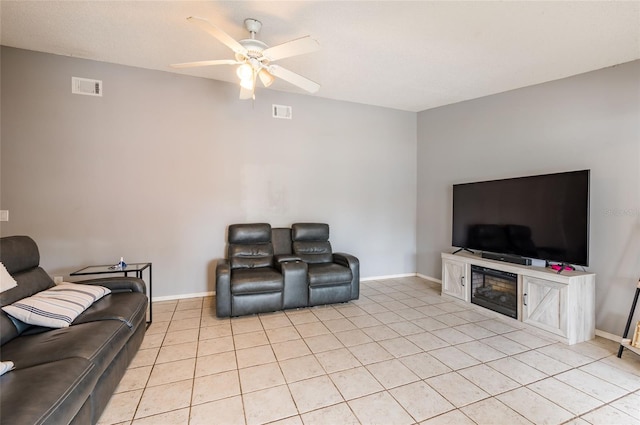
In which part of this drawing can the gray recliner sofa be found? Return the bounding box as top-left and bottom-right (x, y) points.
(0, 236), (148, 425)
(215, 223), (359, 317)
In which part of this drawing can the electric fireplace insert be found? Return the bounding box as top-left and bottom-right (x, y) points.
(471, 265), (518, 319)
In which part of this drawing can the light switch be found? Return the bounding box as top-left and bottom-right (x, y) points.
(0, 210), (8, 222)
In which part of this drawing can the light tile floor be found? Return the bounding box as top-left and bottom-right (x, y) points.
(97, 277), (640, 425)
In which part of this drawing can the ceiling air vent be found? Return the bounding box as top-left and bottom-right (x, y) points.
(72, 77), (102, 97)
(272, 104), (292, 119)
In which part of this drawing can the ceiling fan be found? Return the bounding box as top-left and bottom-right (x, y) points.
(171, 16), (320, 100)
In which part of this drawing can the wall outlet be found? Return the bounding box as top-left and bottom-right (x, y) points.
(54, 276), (64, 284)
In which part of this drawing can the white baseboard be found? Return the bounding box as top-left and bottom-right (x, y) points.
(595, 328), (621, 342)
(361, 273), (416, 281)
(152, 273), (448, 302)
(152, 291), (214, 303)
(417, 273), (441, 283)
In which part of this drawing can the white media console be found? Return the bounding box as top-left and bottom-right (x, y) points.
(441, 252), (595, 345)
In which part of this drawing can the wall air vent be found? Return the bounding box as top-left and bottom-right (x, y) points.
(72, 77), (103, 97)
(272, 104), (292, 119)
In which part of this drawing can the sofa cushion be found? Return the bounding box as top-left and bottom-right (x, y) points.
(0, 320), (131, 373)
(291, 223), (330, 242)
(292, 223), (333, 264)
(292, 241), (333, 264)
(272, 228), (292, 256)
(231, 268), (283, 295)
(229, 243), (274, 269)
(73, 292), (148, 328)
(0, 235), (40, 275)
(228, 224), (275, 269)
(2, 283), (111, 328)
(0, 358), (95, 425)
(1, 267), (55, 308)
(229, 223), (272, 244)
(307, 263), (353, 287)
(2, 269), (57, 346)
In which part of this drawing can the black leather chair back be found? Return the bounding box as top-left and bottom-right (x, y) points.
(272, 228), (292, 256)
(227, 223), (274, 269)
(0, 236), (55, 345)
(291, 223), (333, 264)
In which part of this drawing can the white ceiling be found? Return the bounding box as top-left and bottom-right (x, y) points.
(1, 1), (639, 112)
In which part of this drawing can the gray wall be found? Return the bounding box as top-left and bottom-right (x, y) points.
(1, 47), (417, 299)
(4, 46), (638, 336)
(417, 60), (640, 335)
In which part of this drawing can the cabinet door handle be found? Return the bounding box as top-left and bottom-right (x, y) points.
(461, 276), (465, 287)
(523, 293), (528, 306)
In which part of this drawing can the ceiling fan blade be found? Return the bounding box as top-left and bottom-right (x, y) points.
(170, 59), (239, 69)
(187, 16), (247, 55)
(268, 65), (320, 93)
(262, 36), (320, 62)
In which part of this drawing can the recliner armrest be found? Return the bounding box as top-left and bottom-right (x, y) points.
(333, 253), (360, 300)
(333, 253), (358, 268)
(275, 254), (302, 265)
(280, 260), (308, 309)
(215, 260), (232, 318)
(77, 277), (146, 294)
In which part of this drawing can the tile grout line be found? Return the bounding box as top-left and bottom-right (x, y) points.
(103, 278), (640, 425)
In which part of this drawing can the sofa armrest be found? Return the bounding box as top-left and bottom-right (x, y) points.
(274, 254), (302, 264)
(215, 260), (231, 318)
(333, 253), (358, 268)
(77, 277), (146, 295)
(333, 253), (360, 300)
(279, 260), (308, 309)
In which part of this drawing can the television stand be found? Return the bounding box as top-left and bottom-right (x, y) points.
(441, 251), (595, 345)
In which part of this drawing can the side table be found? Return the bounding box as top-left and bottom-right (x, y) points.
(71, 262), (152, 326)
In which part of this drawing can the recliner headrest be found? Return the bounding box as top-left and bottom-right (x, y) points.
(0, 236), (40, 274)
(292, 223), (329, 242)
(228, 223), (272, 244)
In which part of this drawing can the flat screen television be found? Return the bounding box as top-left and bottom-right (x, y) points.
(452, 170), (590, 266)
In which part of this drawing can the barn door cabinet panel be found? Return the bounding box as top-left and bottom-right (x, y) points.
(442, 258), (469, 302)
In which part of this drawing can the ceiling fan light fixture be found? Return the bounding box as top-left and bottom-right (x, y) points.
(240, 76), (254, 91)
(236, 63), (253, 80)
(258, 69), (275, 87)
(174, 16), (321, 100)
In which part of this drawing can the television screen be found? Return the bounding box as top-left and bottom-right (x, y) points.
(452, 170), (590, 266)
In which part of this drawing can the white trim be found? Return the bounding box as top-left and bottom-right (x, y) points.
(152, 291), (214, 302)
(152, 273), (440, 302)
(417, 273), (441, 283)
(361, 273), (416, 281)
(595, 328), (621, 342)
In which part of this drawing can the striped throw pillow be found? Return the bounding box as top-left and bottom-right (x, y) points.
(2, 283), (111, 328)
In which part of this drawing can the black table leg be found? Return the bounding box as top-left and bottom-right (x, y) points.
(618, 287), (640, 358)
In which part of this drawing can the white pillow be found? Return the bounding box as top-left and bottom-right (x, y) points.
(0, 361), (14, 376)
(2, 283), (111, 328)
(0, 262), (18, 293)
